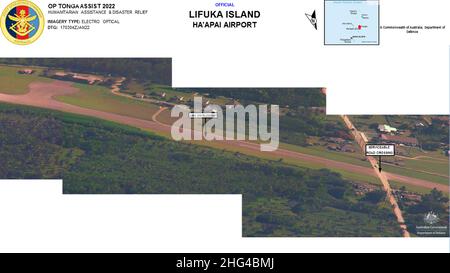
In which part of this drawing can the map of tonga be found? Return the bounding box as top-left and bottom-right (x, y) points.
(325, 0), (379, 45)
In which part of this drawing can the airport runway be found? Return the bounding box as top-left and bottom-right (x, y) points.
(0, 81), (447, 193)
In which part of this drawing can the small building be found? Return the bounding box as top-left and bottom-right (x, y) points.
(378, 124), (397, 134)
(380, 134), (419, 147)
(341, 144), (356, 153)
(327, 144), (339, 151)
(54, 72), (68, 77)
(72, 74), (102, 85)
(52, 72), (102, 85)
(402, 193), (422, 202)
(18, 69), (34, 75)
(329, 137), (346, 144)
(135, 93), (145, 99)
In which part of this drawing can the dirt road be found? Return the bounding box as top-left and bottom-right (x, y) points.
(0, 81), (447, 196)
(0, 81), (170, 133)
(341, 115), (410, 237)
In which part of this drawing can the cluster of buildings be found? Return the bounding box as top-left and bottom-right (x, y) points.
(377, 124), (419, 147)
(326, 137), (356, 153)
(17, 69), (34, 75)
(351, 181), (422, 206)
(350, 182), (379, 196)
(19, 68), (108, 88)
(380, 134), (419, 147)
(393, 189), (422, 207)
(52, 72), (104, 85)
(17, 68), (110, 86)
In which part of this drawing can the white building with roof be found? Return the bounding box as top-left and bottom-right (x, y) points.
(378, 124), (397, 134)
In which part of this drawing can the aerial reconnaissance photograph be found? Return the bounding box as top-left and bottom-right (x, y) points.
(0, 58), (448, 237)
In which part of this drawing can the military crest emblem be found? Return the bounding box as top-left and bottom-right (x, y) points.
(423, 211), (439, 225)
(1, 0), (44, 45)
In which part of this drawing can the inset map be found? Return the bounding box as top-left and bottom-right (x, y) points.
(325, 0), (379, 45)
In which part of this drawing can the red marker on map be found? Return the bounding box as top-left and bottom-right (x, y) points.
(358, 25), (362, 30)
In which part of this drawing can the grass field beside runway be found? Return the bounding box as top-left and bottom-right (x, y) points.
(389, 180), (449, 196)
(0, 65), (51, 94)
(381, 164), (448, 185)
(2, 66), (446, 193)
(55, 83), (161, 121)
(136, 84), (232, 105)
(197, 137), (446, 193)
(277, 141), (448, 187)
(162, 136), (383, 186)
(150, 113), (445, 192)
(1, 102), (405, 237)
(396, 157), (448, 177)
(279, 143), (371, 168)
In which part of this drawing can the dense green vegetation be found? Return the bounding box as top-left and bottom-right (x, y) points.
(413, 119), (449, 151)
(280, 109), (350, 146)
(0, 103), (405, 236)
(375, 115), (449, 152)
(128, 84), (339, 148)
(0, 58), (172, 85)
(167, 87), (336, 148)
(362, 190), (386, 204)
(401, 189), (449, 237)
(175, 88), (340, 147)
(55, 83), (161, 121)
(178, 88), (325, 108)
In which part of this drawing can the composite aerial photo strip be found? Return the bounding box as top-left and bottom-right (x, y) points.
(0, 58), (448, 237)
